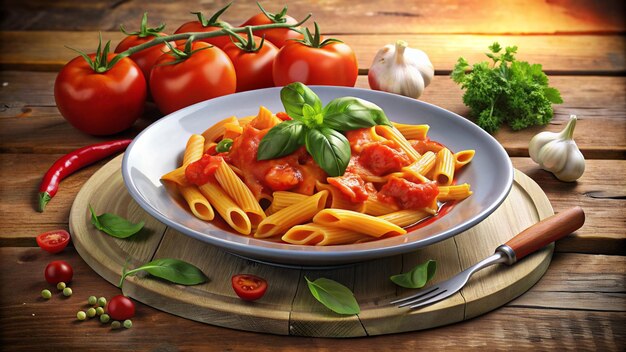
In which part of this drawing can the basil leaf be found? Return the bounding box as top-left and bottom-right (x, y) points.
(280, 82), (322, 120)
(257, 120), (306, 160)
(389, 260), (437, 289)
(89, 205), (144, 239)
(305, 127), (350, 177)
(119, 258), (208, 290)
(322, 97), (392, 131)
(305, 277), (360, 315)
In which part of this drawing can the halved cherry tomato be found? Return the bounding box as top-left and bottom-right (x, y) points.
(44, 260), (73, 284)
(36, 230), (70, 254)
(231, 274), (268, 301)
(107, 295), (136, 320)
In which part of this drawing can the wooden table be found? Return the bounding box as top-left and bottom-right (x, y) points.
(1, 1), (624, 350)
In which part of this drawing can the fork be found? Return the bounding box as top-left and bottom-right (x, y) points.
(391, 206), (585, 309)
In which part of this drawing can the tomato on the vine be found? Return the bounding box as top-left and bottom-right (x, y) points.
(232, 274), (268, 301)
(44, 260), (73, 284)
(36, 230), (70, 254)
(115, 13), (170, 86)
(273, 23), (357, 87)
(240, 4), (303, 48)
(174, 4), (233, 49)
(55, 49), (147, 135)
(222, 32), (279, 92)
(107, 295), (136, 320)
(150, 41), (236, 115)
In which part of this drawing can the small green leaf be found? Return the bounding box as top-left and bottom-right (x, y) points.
(390, 260), (437, 289)
(302, 103), (323, 127)
(280, 82), (322, 120)
(89, 205), (144, 239)
(305, 277), (360, 315)
(216, 138), (233, 153)
(322, 97), (391, 131)
(305, 127), (350, 177)
(257, 120), (306, 160)
(119, 258), (208, 290)
(543, 87), (563, 104)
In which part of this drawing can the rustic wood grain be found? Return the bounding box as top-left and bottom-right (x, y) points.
(2, 0), (624, 34)
(2, 72), (624, 159)
(0, 247), (623, 350)
(2, 31), (625, 74)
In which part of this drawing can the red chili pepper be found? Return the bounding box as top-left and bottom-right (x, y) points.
(38, 139), (132, 212)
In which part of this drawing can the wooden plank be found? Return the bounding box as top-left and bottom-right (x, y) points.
(0, 247), (623, 349)
(2, 31), (624, 73)
(2, 72), (625, 159)
(2, 0), (624, 34)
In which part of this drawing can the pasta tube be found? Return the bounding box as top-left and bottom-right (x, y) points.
(313, 209), (406, 238)
(254, 190), (329, 238)
(199, 182), (251, 235)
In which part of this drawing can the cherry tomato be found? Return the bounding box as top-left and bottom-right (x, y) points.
(54, 54), (147, 135)
(273, 41), (358, 87)
(231, 274), (268, 301)
(36, 230), (70, 254)
(241, 12), (302, 48)
(44, 260), (73, 284)
(114, 32), (170, 86)
(149, 42), (236, 115)
(107, 295), (136, 320)
(174, 9), (232, 49)
(222, 35), (279, 92)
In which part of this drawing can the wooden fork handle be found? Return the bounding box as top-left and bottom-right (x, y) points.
(501, 206), (585, 263)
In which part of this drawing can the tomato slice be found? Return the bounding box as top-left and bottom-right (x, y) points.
(231, 274), (268, 301)
(36, 230), (70, 254)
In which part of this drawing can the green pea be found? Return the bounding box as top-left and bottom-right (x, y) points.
(99, 313), (110, 323)
(123, 319), (132, 329)
(76, 311), (86, 320)
(97, 297), (107, 307)
(86, 307), (96, 318)
(88, 296), (97, 305)
(56, 282), (66, 291)
(41, 289), (52, 299)
(96, 307), (105, 316)
(62, 287), (73, 297)
(111, 321), (121, 329)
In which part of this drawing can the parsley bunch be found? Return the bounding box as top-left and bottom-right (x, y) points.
(451, 43), (563, 133)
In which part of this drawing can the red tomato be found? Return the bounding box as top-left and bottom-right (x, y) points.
(379, 177), (439, 209)
(44, 260), (73, 284)
(359, 143), (410, 175)
(149, 42), (236, 115)
(185, 155), (223, 185)
(114, 33), (170, 86)
(231, 274), (268, 301)
(107, 295), (136, 320)
(36, 230), (70, 254)
(174, 10), (232, 49)
(327, 172), (369, 203)
(54, 54), (147, 135)
(273, 41), (358, 87)
(241, 13), (302, 48)
(222, 35), (279, 92)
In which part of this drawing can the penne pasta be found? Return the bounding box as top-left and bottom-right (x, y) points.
(161, 166), (189, 186)
(402, 151), (436, 180)
(313, 209), (407, 238)
(182, 134), (205, 166)
(363, 196), (399, 216)
(433, 148), (455, 186)
(375, 125), (421, 162)
(179, 185), (214, 221)
(223, 121), (243, 140)
(254, 190), (329, 238)
(438, 183), (473, 201)
(316, 181), (365, 212)
(249, 106), (281, 130)
(393, 122), (430, 140)
(214, 161), (266, 227)
(202, 116), (238, 150)
(380, 209), (432, 228)
(199, 182), (251, 235)
(282, 223), (370, 246)
(454, 150), (475, 170)
(265, 191), (309, 215)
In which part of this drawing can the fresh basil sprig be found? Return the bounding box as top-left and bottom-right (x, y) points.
(258, 82), (392, 176)
(305, 276), (360, 315)
(89, 205), (144, 239)
(118, 258), (208, 290)
(389, 259), (437, 289)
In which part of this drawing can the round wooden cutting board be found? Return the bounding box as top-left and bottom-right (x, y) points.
(69, 155), (553, 337)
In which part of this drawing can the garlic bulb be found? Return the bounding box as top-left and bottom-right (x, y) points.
(368, 40), (434, 99)
(529, 115), (585, 182)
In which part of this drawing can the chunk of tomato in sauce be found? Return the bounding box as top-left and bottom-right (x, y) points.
(359, 142), (410, 175)
(410, 138), (445, 155)
(378, 176), (439, 209)
(185, 154), (223, 186)
(327, 172), (370, 203)
(264, 164), (303, 191)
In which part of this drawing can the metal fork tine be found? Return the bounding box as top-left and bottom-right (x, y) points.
(407, 289), (450, 309)
(392, 287), (441, 307)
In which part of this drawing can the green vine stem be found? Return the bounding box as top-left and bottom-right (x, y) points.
(107, 13), (312, 69)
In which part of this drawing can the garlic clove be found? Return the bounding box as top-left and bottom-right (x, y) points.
(529, 131), (557, 163)
(537, 139), (568, 172)
(555, 146), (585, 182)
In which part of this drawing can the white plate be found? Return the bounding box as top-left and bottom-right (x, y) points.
(122, 86), (513, 266)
